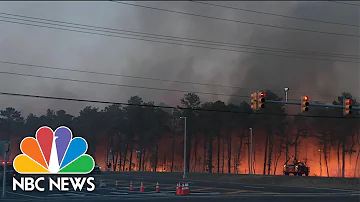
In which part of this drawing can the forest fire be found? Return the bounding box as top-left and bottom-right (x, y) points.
(1, 92), (359, 178)
(80, 130), (360, 178)
(4, 130), (360, 178)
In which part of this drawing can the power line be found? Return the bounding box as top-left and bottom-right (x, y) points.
(328, 1), (360, 6)
(0, 16), (358, 101)
(0, 60), (253, 90)
(0, 19), (359, 64)
(2, 60), (357, 101)
(1, 12), (358, 59)
(191, 1), (360, 28)
(0, 91), (358, 119)
(110, 1), (360, 38)
(0, 71), (246, 98)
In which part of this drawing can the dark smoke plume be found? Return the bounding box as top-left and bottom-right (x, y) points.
(231, 2), (359, 103)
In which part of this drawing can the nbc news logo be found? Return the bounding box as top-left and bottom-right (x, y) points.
(12, 126), (96, 192)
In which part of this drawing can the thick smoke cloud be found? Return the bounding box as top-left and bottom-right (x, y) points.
(0, 1), (358, 116)
(234, 2), (359, 104)
(127, 1), (359, 105)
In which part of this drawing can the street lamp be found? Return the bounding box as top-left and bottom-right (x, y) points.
(284, 87), (289, 102)
(180, 117), (187, 179)
(249, 128), (253, 175)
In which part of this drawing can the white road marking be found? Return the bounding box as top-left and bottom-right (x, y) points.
(109, 192), (129, 195)
(244, 185), (265, 189)
(189, 192), (221, 195)
(82, 192), (107, 196)
(97, 187), (120, 191)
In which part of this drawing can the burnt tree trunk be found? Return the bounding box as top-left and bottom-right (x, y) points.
(123, 143), (128, 171)
(203, 135), (207, 171)
(267, 133), (274, 175)
(227, 134), (231, 173)
(207, 135), (214, 173)
(119, 149), (123, 171)
(294, 135), (300, 159)
(222, 137), (225, 173)
(138, 149), (142, 171)
(355, 151), (360, 177)
(217, 134), (221, 173)
(194, 135), (199, 172)
(323, 134), (329, 177)
(129, 144), (133, 171)
(342, 136), (346, 178)
(263, 133), (269, 175)
(186, 134), (192, 173)
(142, 148), (146, 171)
(236, 129), (245, 174)
(170, 136), (175, 172)
(154, 143), (159, 172)
(163, 155), (166, 171)
(112, 151), (118, 171)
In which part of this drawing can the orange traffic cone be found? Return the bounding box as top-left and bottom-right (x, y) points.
(181, 183), (185, 196)
(176, 182), (182, 195)
(184, 183), (189, 195)
(175, 182), (180, 195)
(129, 181), (134, 191)
(155, 182), (160, 193)
(115, 181), (119, 189)
(140, 182), (145, 192)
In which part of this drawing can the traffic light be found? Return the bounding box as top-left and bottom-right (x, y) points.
(301, 95), (309, 112)
(4, 143), (9, 152)
(251, 92), (258, 110)
(257, 92), (266, 109)
(343, 99), (353, 115)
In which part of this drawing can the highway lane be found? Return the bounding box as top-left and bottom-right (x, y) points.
(1, 172), (359, 201)
(1, 193), (359, 202)
(94, 172), (358, 194)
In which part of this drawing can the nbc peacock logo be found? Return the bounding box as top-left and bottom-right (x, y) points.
(13, 126), (95, 174)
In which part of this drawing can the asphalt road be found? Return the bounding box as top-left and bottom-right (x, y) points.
(1, 172), (359, 202)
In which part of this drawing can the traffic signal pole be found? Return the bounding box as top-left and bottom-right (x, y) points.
(266, 100), (359, 109)
(250, 92), (359, 114)
(266, 100), (300, 105)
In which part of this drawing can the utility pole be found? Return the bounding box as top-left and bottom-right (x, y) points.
(249, 128), (253, 175)
(180, 117), (187, 179)
(319, 149), (322, 176)
(2, 142), (9, 198)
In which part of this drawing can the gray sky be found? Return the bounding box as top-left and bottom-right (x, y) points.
(0, 1), (358, 116)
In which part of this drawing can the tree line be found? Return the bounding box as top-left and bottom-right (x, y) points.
(0, 90), (359, 177)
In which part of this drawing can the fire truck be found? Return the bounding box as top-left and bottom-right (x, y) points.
(283, 157), (310, 176)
